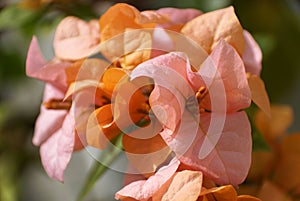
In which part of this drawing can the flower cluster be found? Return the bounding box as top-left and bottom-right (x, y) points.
(26, 3), (270, 200)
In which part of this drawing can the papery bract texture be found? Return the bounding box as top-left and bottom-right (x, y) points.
(156, 7), (202, 30)
(242, 30), (262, 76)
(192, 40), (251, 112)
(131, 42), (252, 186)
(99, 3), (203, 69)
(181, 6), (245, 55)
(247, 74), (271, 116)
(54, 16), (100, 60)
(115, 159), (180, 201)
(175, 112), (252, 186)
(26, 36), (71, 90)
(154, 170), (203, 201)
(33, 84), (67, 146)
(40, 104), (75, 182)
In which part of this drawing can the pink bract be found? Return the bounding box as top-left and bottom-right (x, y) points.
(130, 40), (252, 186)
(242, 30), (263, 76)
(26, 29), (98, 181)
(115, 158), (180, 200)
(156, 7), (202, 28)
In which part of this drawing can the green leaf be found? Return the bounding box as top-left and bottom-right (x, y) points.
(76, 135), (123, 201)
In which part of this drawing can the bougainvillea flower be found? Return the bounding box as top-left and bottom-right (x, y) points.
(26, 27), (105, 181)
(32, 83), (68, 145)
(181, 6), (263, 76)
(26, 38), (79, 181)
(152, 170), (203, 201)
(254, 104), (293, 146)
(100, 3), (200, 42)
(26, 36), (71, 91)
(72, 66), (169, 175)
(247, 73), (271, 117)
(26, 15), (101, 88)
(54, 16), (100, 61)
(26, 17), (100, 181)
(116, 159), (260, 201)
(24, 3), (274, 201)
(84, 67), (130, 149)
(155, 7), (202, 31)
(122, 125), (171, 176)
(199, 185), (261, 201)
(115, 158), (183, 200)
(181, 6), (245, 55)
(99, 3), (201, 69)
(104, 78), (171, 176)
(84, 68), (151, 150)
(153, 170), (203, 201)
(242, 30), (263, 76)
(38, 86), (75, 182)
(130, 40), (252, 186)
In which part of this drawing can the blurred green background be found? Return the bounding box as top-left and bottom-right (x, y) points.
(0, 0), (299, 200)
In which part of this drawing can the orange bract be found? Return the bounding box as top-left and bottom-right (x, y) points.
(65, 58), (110, 85)
(155, 170), (203, 201)
(181, 6), (245, 55)
(100, 3), (167, 42)
(200, 185), (237, 201)
(123, 133), (170, 176)
(254, 105), (293, 147)
(247, 74), (271, 117)
(123, 134), (167, 154)
(99, 3), (171, 69)
(273, 133), (300, 192)
(86, 104), (121, 149)
(86, 78), (150, 150)
(114, 81), (148, 123)
(102, 68), (128, 93)
(65, 59), (85, 86)
(199, 185), (261, 201)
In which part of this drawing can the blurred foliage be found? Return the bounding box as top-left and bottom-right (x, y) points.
(233, 0), (300, 103)
(239, 104), (300, 200)
(0, 0), (299, 200)
(77, 135), (123, 201)
(246, 104), (271, 151)
(0, 106), (37, 200)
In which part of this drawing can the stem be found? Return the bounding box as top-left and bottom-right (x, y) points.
(76, 135), (123, 201)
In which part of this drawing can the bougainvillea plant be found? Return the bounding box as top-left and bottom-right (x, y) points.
(26, 3), (271, 201)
